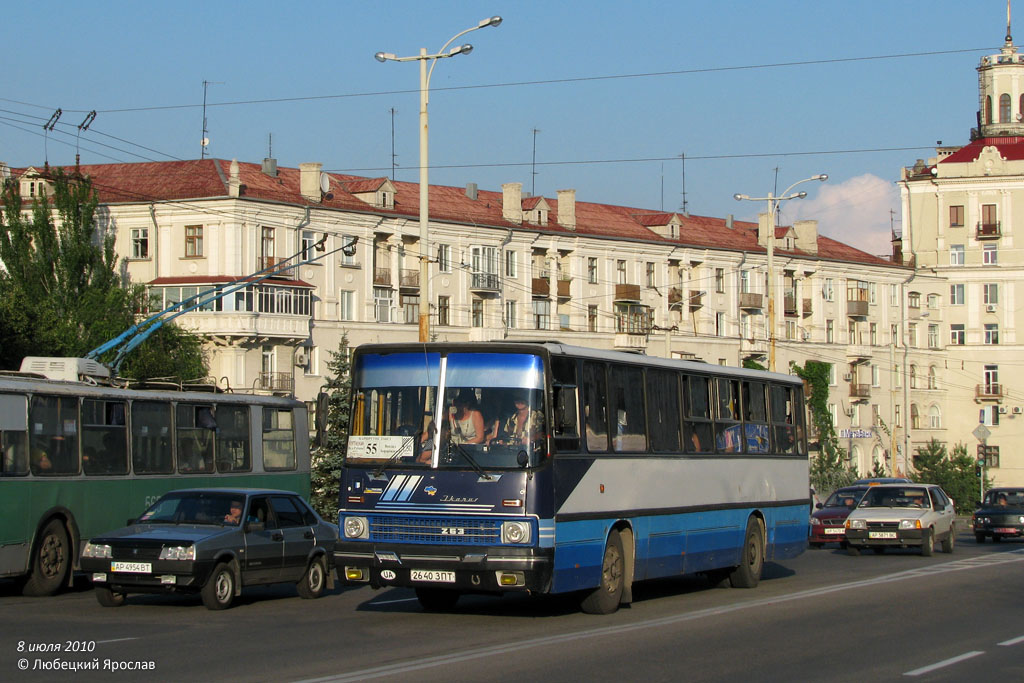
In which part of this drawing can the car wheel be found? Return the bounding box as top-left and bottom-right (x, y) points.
(201, 562), (235, 610)
(297, 556), (327, 599)
(941, 525), (956, 554)
(580, 529), (625, 613)
(415, 588), (461, 612)
(847, 545), (861, 556)
(22, 520), (70, 597)
(728, 518), (764, 589)
(872, 547), (886, 554)
(975, 533), (985, 544)
(95, 586), (126, 607)
(921, 529), (934, 557)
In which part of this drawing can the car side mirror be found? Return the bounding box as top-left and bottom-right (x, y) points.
(244, 521), (265, 533)
(815, 502), (823, 509)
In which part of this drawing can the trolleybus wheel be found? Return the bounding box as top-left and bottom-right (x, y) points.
(22, 520), (70, 597)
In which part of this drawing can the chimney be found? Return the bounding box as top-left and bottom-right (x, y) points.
(557, 189), (576, 230)
(466, 182), (478, 200)
(228, 159), (241, 197)
(726, 214), (733, 229)
(502, 182), (523, 223)
(261, 157), (278, 177)
(757, 212), (771, 248)
(793, 219), (819, 255)
(299, 162), (322, 203)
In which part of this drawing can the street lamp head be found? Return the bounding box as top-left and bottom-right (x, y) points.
(480, 16), (503, 28)
(733, 193), (747, 201)
(450, 43), (473, 56)
(796, 191), (807, 199)
(815, 174), (828, 182)
(374, 52), (393, 63)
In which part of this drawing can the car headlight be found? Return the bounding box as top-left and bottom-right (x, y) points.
(898, 519), (922, 530)
(809, 517), (821, 526)
(847, 519), (866, 530)
(81, 542), (112, 559)
(501, 521), (531, 544)
(158, 545), (195, 561)
(1018, 516), (1024, 525)
(344, 516), (369, 539)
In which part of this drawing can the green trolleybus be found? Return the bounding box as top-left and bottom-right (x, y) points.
(0, 358), (310, 595)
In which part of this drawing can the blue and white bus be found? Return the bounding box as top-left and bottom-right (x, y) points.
(335, 342), (808, 613)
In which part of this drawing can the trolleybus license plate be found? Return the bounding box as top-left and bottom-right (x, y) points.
(410, 569), (455, 583)
(111, 561), (151, 573)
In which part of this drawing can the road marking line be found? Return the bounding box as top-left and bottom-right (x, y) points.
(998, 634), (1024, 646)
(299, 550), (1024, 683)
(903, 651), (984, 676)
(369, 597), (419, 606)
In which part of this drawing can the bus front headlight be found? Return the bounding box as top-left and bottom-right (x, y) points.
(82, 542), (112, 559)
(501, 521), (531, 544)
(344, 516), (369, 539)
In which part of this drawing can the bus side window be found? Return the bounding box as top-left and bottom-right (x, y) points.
(610, 365), (646, 453)
(0, 393), (29, 475)
(770, 384), (797, 454)
(714, 378), (742, 454)
(684, 375), (713, 454)
(216, 405), (251, 472)
(741, 382), (769, 454)
(582, 361), (609, 453)
(646, 369), (680, 452)
(552, 357), (579, 452)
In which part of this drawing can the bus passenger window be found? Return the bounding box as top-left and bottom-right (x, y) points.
(582, 362), (608, 452)
(684, 375), (713, 454)
(610, 365), (646, 452)
(646, 369), (680, 452)
(741, 382), (769, 454)
(714, 378), (742, 454)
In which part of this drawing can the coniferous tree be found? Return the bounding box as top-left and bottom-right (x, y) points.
(310, 333), (352, 520)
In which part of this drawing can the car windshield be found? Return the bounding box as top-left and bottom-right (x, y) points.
(859, 487), (931, 509)
(346, 351), (547, 470)
(137, 491), (241, 526)
(983, 489), (1024, 507)
(824, 489), (866, 508)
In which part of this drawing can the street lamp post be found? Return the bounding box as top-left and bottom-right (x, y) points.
(375, 16), (502, 342)
(734, 174), (827, 372)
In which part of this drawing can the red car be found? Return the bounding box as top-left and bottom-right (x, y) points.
(809, 486), (869, 548)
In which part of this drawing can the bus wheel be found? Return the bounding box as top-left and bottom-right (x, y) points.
(297, 557), (327, 599)
(201, 562), (236, 610)
(415, 588), (460, 611)
(22, 520), (70, 597)
(580, 529), (624, 614)
(729, 518), (764, 588)
(95, 586), (126, 607)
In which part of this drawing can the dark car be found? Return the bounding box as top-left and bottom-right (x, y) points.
(80, 488), (339, 609)
(972, 488), (1024, 543)
(809, 486), (869, 548)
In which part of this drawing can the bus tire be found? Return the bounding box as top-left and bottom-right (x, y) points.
(22, 520), (70, 597)
(580, 529), (624, 614)
(201, 562), (236, 610)
(415, 588), (460, 611)
(95, 586), (126, 607)
(728, 518), (764, 589)
(297, 556), (327, 599)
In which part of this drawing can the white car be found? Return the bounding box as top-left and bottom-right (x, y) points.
(844, 483), (956, 556)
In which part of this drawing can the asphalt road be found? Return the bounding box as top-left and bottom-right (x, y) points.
(2, 532), (1023, 682)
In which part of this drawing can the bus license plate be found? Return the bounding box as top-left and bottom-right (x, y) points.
(868, 531), (897, 539)
(111, 561), (151, 574)
(410, 569), (455, 583)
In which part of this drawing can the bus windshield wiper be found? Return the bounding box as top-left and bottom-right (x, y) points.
(371, 437), (415, 477)
(450, 442), (493, 480)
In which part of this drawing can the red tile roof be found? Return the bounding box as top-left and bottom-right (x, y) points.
(9, 159), (897, 268)
(940, 136), (1024, 163)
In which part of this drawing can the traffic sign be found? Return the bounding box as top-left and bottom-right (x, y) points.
(973, 424), (991, 442)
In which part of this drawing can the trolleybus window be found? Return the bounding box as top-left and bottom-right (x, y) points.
(30, 395), (79, 475)
(1, 393), (29, 475)
(131, 400), (173, 474)
(82, 399), (128, 475)
(215, 404), (251, 472)
(714, 378), (743, 453)
(176, 404), (216, 473)
(263, 408), (296, 470)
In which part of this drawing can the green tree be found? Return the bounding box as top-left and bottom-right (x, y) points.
(912, 439), (985, 514)
(791, 360), (855, 494)
(310, 334), (351, 520)
(0, 169), (206, 378)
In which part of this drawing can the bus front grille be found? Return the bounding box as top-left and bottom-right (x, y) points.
(369, 516), (499, 544)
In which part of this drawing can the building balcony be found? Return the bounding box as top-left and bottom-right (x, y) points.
(784, 294), (798, 316)
(738, 292), (763, 310)
(976, 383), (1003, 400)
(532, 277), (550, 297)
(846, 344), (872, 362)
(557, 278), (572, 298)
(256, 371), (294, 395)
(849, 383), (871, 399)
(740, 337), (767, 358)
(184, 312), (311, 343)
(399, 269), (419, 289)
(846, 299), (869, 318)
(976, 221), (1001, 239)
(669, 287), (682, 305)
(614, 283), (641, 302)
(614, 333), (647, 350)
(470, 273), (500, 292)
(373, 267), (391, 286)
(689, 290), (704, 311)
(257, 256), (295, 279)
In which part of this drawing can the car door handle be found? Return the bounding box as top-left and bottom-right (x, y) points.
(272, 533), (284, 542)
(304, 531), (314, 540)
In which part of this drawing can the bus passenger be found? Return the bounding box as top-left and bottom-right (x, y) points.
(448, 389), (485, 445)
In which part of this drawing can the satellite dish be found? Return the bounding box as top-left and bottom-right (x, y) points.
(201, 137), (209, 147)
(319, 172), (330, 194)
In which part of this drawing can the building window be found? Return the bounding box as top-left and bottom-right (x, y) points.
(616, 260), (627, 285)
(891, 324), (899, 345)
(928, 366), (938, 390)
(437, 244), (451, 273)
(910, 404), (920, 430)
(1000, 93), (1012, 123)
(303, 346), (319, 376)
(339, 236), (357, 266)
(870, 322), (877, 345)
(826, 319), (834, 344)
(505, 300), (517, 329)
(645, 262), (655, 288)
(261, 227), (275, 265)
(301, 230), (316, 262)
(928, 324), (939, 349)
(715, 268), (725, 293)
(868, 282), (877, 305)
(822, 278), (834, 302)
(373, 287), (392, 323)
(949, 205), (964, 228)
(983, 244), (998, 265)
(715, 312), (725, 336)
(889, 284), (898, 306)
(926, 293), (940, 309)
(984, 365), (999, 396)
(984, 283), (999, 305)
(401, 294), (419, 324)
(894, 404), (902, 428)
(985, 94), (993, 124)
(185, 225), (203, 257)
(588, 305), (598, 332)
(871, 364), (880, 387)
(950, 324), (964, 345)
(437, 296), (450, 326)
(982, 204), (998, 232)
(131, 228), (149, 259)
(587, 257), (598, 284)
(559, 313), (571, 330)
(533, 299), (550, 330)
(339, 290), (355, 321)
(740, 270), (751, 294)
(504, 250), (518, 278)
(785, 319), (796, 340)
(950, 245), (964, 266)
(471, 298), (484, 328)
(471, 246), (499, 288)
(908, 322), (917, 348)
(985, 323), (999, 345)
(908, 291), (920, 309)
(929, 405), (941, 430)
(950, 284), (964, 305)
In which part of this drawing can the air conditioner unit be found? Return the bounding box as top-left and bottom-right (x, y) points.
(998, 405), (1008, 414)
(295, 353), (308, 367)
(1013, 406), (1023, 415)
(986, 304), (997, 312)
(842, 373), (853, 382)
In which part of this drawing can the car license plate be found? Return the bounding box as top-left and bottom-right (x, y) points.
(410, 569), (455, 583)
(110, 561), (151, 574)
(868, 531), (897, 539)
(994, 527), (1019, 534)
(824, 528), (845, 535)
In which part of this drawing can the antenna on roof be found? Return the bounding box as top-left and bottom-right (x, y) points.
(200, 80), (223, 159)
(390, 108), (398, 180)
(680, 152), (688, 216)
(268, 132), (273, 158)
(531, 128), (541, 196)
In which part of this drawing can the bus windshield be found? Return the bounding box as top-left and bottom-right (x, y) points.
(347, 351), (547, 469)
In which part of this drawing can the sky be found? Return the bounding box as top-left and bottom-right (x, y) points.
(0, 1), (1014, 257)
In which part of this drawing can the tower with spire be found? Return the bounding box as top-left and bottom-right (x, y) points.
(975, 0), (1024, 138)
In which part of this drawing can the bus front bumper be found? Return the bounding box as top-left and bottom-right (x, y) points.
(334, 541), (552, 593)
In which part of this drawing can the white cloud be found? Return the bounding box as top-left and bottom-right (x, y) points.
(783, 174), (898, 258)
